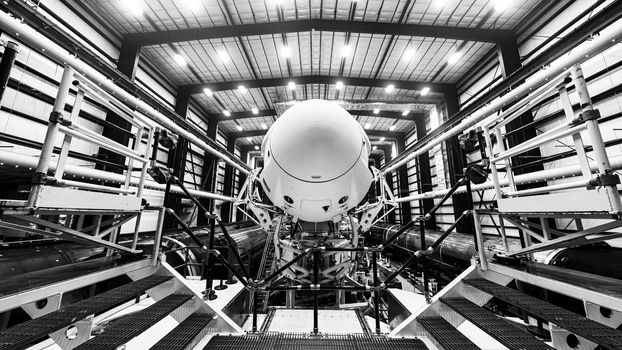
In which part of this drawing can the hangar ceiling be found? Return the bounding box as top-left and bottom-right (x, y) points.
(64, 0), (545, 152)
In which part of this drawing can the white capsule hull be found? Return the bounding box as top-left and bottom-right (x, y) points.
(260, 99), (373, 222)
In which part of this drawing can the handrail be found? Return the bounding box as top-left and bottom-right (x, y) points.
(0, 12), (252, 175)
(382, 16), (622, 174)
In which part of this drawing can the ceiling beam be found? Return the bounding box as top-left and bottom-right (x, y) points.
(124, 19), (514, 47)
(230, 128), (403, 141)
(215, 108), (427, 122)
(231, 130), (269, 139)
(183, 75), (455, 96)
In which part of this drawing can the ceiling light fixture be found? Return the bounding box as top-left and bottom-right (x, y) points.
(335, 81), (344, 90)
(420, 87), (431, 96)
(389, 124), (397, 131)
(282, 45), (291, 58)
(261, 123), (268, 129)
(254, 145), (260, 150)
(364, 123), (371, 130)
(236, 125), (243, 131)
(203, 88), (213, 96)
(223, 110), (231, 117)
(402, 110), (409, 116)
(373, 108), (380, 114)
(448, 51), (463, 65)
(403, 48), (416, 61)
(247, 137), (252, 142)
(251, 107), (259, 115)
(341, 45), (351, 57)
(238, 85), (247, 94)
(185, 0), (202, 11)
(173, 54), (187, 67)
(385, 84), (395, 93)
(125, 0), (143, 15)
(380, 137), (386, 142)
(372, 145), (377, 150)
(494, 0), (509, 12)
(288, 81), (296, 90)
(218, 49), (230, 63)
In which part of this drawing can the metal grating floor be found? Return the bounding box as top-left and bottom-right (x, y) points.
(466, 278), (622, 350)
(150, 313), (214, 350)
(416, 316), (480, 350)
(0, 274), (172, 350)
(442, 297), (554, 350)
(205, 333), (429, 350)
(75, 293), (192, 350)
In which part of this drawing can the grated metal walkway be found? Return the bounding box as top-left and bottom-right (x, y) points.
(0, 255), (145, 298)
(442, 297), (554, 350)
(417, 316), (480, 350)
(75, 293), (192, 350)
(465, 278), (622, 350)
(205, 333), (429, 350)
(150, 313), (214, 350)
(0, 274), (172, 350)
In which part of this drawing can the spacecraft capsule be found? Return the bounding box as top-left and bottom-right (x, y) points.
(260, 99), (373, 222)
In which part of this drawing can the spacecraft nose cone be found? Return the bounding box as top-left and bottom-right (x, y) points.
(269, 100), (365, 182)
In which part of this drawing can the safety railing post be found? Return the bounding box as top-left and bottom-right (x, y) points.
(152, 207), (165, 266)
(372, 251), (381, 335)
(571, 64), (622, 213)
(28, 66), (74, 207)
(204, 216), (217, 300)
(313, 249), (320, 335)
(473, 210), (487, 270)
(420, 219), (429, 301)
(252, 290), (258, 333)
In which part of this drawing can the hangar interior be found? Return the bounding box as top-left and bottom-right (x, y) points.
(0, 0), (621, 349)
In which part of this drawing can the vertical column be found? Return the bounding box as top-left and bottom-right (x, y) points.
(220, 137), (237, 223)
(496, 36), (554, 238)
(0, 41), (19, 101)
(396, 135), (412, 223)
(96, 41), (142, 173)
(197, 119), (219, 226)
(497, 38), (544, 177)
(163, 87), (191, 228)
(414, 116), (436, 229)
(444, 87), (474, 234)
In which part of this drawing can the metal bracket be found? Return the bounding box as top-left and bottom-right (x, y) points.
(579, 109), (601, 122)
(48, 110), (63, 123)
(21, 293), (62, 319)
(589, 174), (620, 187)
(48, 315), (93, 350)
(31, 172), (47, 185)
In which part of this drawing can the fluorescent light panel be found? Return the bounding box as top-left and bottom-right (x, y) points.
(126, 0), (143, 15)
(448, 51), (462, 64)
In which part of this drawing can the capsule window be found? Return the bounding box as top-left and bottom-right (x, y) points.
(284, 195), (294, 204)
(338, 196), (349, 205)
